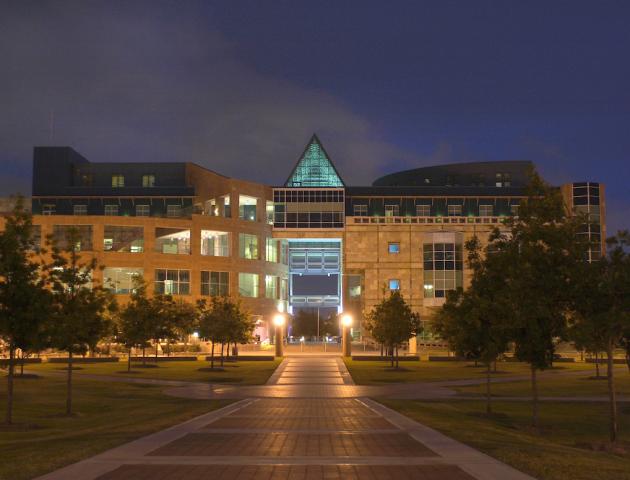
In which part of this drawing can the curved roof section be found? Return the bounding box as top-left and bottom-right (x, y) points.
(372, 160), (534, 187)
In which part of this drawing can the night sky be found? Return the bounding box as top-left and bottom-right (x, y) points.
(1, 1), (629, 232)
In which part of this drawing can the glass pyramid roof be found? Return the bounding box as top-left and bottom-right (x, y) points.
(285, 135), (344, 187)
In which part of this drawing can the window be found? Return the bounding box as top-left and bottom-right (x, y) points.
(479, 205), (494, 217)
(166, 204), (182, 218)
(347, 275), (362, 299)
(265, 275), (278, 299)
(266, 238), (279, 262)
(201, 271), (229, 296)
(239, 233), (259, 259)
(447, 205), (462, 216)
(135, 204), (150, 217)
(416, 205), (431, 216)
(353, 204), (368, 216)
(222, 194), (231, 218)
(104, 205), (119, 216)
(155, 227), (190, 254)
(388, 242), (400, 254)
(238, 273), (259, 298)
(385, 204), (400, 217)
(142, 174), (155, 187)
(239, 195), (258, 221)
(200, 230), (229, 256)
(266, 201), (274, 224)
(103, 267), (143, 294)
(42, 204), (56, 215)
(103, 226), (144, 253)
(423, 242), (463, 298)
(73, 204), (87, 216)
(154, 269), (190, 295)
(111, 174), (124, 188)
(510, 204), (519, 216)
(52, 225), (93, 251)
(389, 279), (400, 291)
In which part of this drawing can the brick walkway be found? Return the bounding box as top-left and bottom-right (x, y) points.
(36, 357), (535, 480)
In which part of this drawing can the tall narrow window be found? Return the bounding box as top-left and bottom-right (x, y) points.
(385, 204), (400, 217)
(238, 273), (259, 297)
(239, 195), (258, 221)
(112, 174), (124, 188)
(239, 233), (259, 259)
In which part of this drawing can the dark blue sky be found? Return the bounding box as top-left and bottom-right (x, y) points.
(1, 0), (629, 231)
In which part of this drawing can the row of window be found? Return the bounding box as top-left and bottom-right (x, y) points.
(352, 204), (516, 217)
(43, 203), (181, 217)
(104, 267), (287, 299)
(42, 225), (288, 263)
(110, 174), (155, 188)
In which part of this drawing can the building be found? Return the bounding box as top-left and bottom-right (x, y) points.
(10, 136), (606, 345)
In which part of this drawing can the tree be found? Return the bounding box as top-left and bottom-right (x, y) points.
(154, 296), (197, 356)
(364, 290), (421, 368)
(118, 277), (155, 371)
(486, 171), (584, 428)
(198, 296), (251, 368)
(570, 231), (630, 443)
(47, 227), (112, 415)
(0, 199), (51, 424)
(433, 238), (511, 414)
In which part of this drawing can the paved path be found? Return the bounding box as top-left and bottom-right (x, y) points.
(37, 357), (534, 480)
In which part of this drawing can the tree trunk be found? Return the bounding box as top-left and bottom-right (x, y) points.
(595, 352), (600, 378)
(395, 345), (399, 369)
(155, 341), (159, 360)
(5, 346), (15, 424)
(530, 365), (539, 429)
(220, 343), (225, 367)
(142, 346), (146, 366)
(485, 363), (492, 414)
(66, 350), (73, 415)
(606, 342), (618, 443)
(493, 359), (498, 373)
(20, 352), (25, 376)
(210, 342), (215, 369)
(128, 346), (132, 372)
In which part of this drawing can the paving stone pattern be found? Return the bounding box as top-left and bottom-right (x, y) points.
(37, 357), (535, 480)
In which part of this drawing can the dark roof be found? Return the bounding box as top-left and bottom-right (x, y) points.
(346, 186), (528, 197)
(372, 160), (534, 187)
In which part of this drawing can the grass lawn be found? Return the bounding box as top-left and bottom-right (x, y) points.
(344, 358), (591, 385)
(379, 398), (630, 480)
(456, 366), (630, 397)
(25, 358), (282, 385)
(0, 374), (233, 480)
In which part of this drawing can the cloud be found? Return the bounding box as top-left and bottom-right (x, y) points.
(0, 1), (425, 191)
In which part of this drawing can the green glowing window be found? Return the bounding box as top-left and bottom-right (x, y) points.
(285, 135), (344, 187)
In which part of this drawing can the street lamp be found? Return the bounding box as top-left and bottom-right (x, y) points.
(273, 313), (285, 358)
(340, 313), (352, 357)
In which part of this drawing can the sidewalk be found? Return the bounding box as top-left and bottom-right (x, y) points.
(37, 356), (535, 480)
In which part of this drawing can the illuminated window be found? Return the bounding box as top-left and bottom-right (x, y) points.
(423, 242), (463, 298)
(155, 228), (190, 254)
(52, 225), (93, 252)
(388, 242), (400, 254)
(73, 204), (87, 216)
(104, 205), (119, 216)
(239, 233), (259, 259)
(166, 204), (182, 218)
(239, 195), (258, 221)
(479, 205), (494, 216)
(142, 174), (155, 187)
(266, 238), (279, 262)
(104, 226), (144, 253)
(415, 205), (431, 216)
(42, 204), (56, 215)
(265, 275), (278, 299)
(447, 205), (462, 216)
(103, 267), (143, 294)
(111, 174), (124, 188)
(389, 279), (400, 291)
(385, 204), (400, 217)
(353, 204), (368, 216)
(201, 230), (229, 256)
(238, 273), (259, 297)
(135, 204), (150, 216)
(286, 136), (344, 187)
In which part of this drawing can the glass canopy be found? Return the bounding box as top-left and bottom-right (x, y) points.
(285, 135), (344, 187)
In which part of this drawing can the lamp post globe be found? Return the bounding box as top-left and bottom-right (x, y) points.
(273, 313), (285, 357)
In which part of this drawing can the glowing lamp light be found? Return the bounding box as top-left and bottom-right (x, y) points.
(341, 314), (352, 327)
(273, 314), (285, 327)
(192, 331), (199, 338)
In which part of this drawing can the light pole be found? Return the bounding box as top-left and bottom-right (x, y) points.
(273, 313), (285, 358)
(341, 313), (352, 357)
